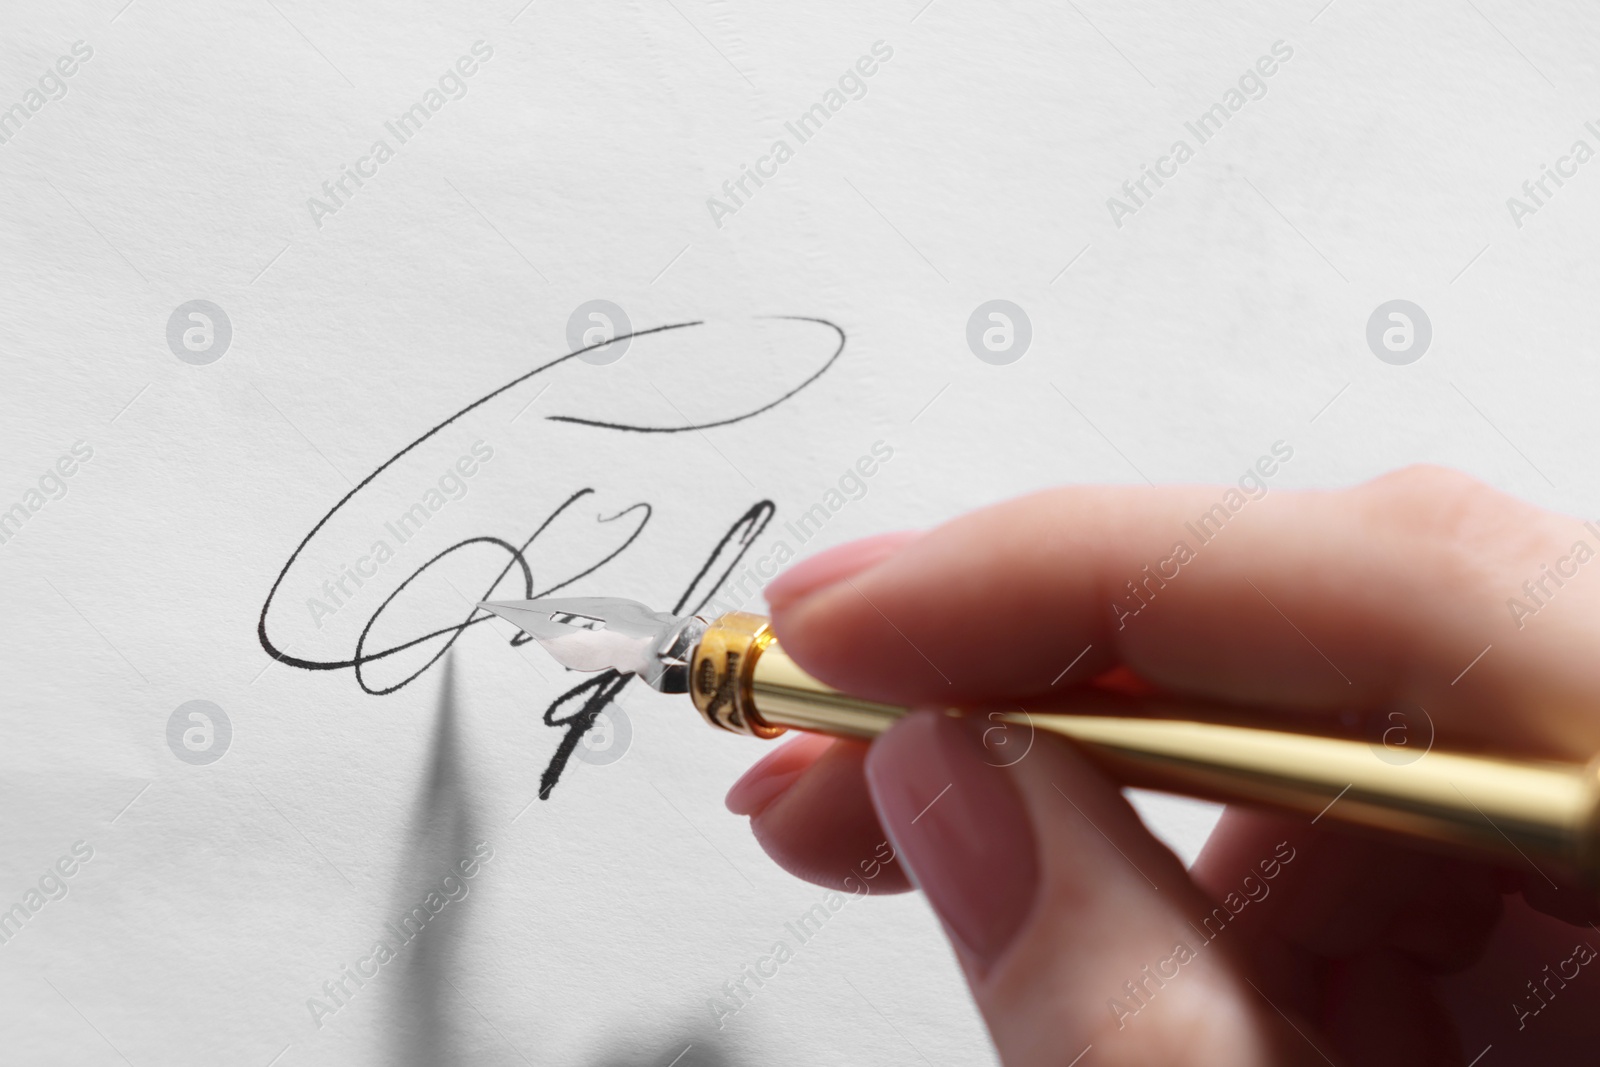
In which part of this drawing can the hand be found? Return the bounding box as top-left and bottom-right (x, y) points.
(725, 467), (1600, 1066)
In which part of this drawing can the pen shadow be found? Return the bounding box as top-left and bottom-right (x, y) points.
(385, 653), (480, 1066)
(578, 1020), (743, 1066)
(378, 660), (750, 1065)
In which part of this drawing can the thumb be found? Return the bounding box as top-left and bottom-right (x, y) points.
(864, 711), (1323, 1067)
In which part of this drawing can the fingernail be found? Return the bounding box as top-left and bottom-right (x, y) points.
(764, 530), (922, 610)
(865, 711), (1039, 967)
(726, 733), (834, 816)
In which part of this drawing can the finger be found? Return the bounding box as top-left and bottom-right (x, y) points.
(721, 680), (1155, 897)
(763, 529), (922, 606)
(729, 733), (912, 893)
(726, 732), (834, 817)
(1436, 893), (1600, 1056)
(1323, 950), (1464, 1067)
(1193, 810), (1503, 974)
(770, 467), (1600, 759)
(867, 710), (1326, 1066)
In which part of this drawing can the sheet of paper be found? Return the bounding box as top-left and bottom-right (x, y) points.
(2, 0), (1594, 1063)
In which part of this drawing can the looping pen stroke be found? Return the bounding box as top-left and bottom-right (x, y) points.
(258, 316), (845, 798)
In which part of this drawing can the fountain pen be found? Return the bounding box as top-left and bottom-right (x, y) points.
(478, 596), (1600, 888)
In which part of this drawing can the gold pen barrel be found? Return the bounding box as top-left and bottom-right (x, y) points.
(689, 613), (1600, 887)
(1022, 713), (1599, 877)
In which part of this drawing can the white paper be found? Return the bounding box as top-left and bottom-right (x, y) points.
(2, 0), (1595, 1063)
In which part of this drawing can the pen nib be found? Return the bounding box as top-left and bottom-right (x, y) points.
(475, 596), (704, 693)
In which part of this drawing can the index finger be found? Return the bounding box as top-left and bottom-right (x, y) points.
(767, 467), (1600, 760)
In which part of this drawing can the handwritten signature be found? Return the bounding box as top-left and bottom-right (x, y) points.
(258, 317), (844, 799)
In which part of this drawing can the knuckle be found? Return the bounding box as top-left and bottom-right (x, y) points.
(1361, 463), (1488, 508)
(1357, 465), (1494, 552)
(1354, 464), (1553, 585)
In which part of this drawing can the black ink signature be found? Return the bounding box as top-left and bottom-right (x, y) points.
(258, 317), (844, 798)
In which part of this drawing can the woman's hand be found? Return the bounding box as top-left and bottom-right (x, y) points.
(725, 467), (1600, 1066)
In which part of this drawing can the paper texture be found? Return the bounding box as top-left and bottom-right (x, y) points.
(2, 0), (1594, 1062)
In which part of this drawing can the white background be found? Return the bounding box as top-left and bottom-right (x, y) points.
(2, 0), (1597, 1063)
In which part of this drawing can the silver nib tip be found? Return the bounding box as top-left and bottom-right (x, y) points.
(475, 596), (704, 693)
